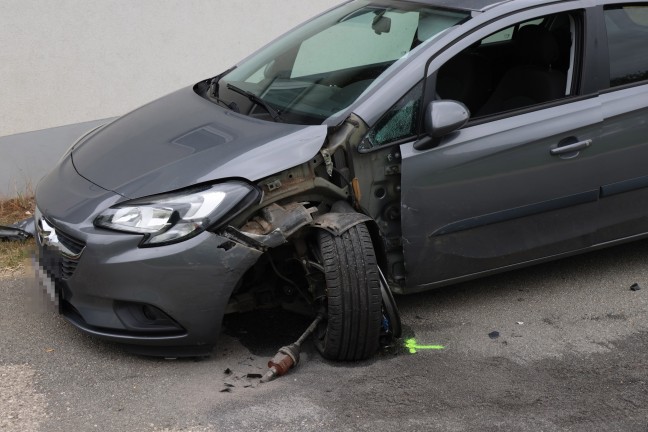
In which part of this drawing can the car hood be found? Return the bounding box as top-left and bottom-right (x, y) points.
(72, 86), (327, 199)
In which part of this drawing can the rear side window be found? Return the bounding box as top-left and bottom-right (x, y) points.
(605, 5), (648, 87)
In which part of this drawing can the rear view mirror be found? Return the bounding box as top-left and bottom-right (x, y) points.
(372, 14), (391, 34)
(414, 100), (470, 150)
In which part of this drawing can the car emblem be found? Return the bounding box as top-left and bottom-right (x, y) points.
(35, 208), (84, 260)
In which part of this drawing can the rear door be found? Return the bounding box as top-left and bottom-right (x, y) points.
(593, 2), (648, 243)
(399, 4), (604, 290)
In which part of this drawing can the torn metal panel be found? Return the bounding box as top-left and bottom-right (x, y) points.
(225, 202), (316, 250)
(247, 203), (316, 237)
(311, 212), (373, 237)
(224, 227), (287, 250)
(310, 200), (373, 236)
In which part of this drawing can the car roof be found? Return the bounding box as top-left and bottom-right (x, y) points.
(404, 0), (584, 12)
(409, 0), (511, 12)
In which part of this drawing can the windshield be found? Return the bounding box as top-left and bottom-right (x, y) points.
(214, 1), (469, 125)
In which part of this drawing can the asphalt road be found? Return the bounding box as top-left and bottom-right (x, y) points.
(2, 240), (648, 432)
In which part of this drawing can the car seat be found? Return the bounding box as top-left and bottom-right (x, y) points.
(477, 25), (566, 116)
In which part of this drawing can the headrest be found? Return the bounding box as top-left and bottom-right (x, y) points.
(514, 25), (559, 66)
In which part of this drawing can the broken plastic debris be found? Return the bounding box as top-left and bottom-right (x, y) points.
(404, 338), (444, 354)
(630, 283), (641, 291)
(0, 216), (35, 242)
(0, 226), (31, 242)
(488, 331), (500, 339)
(516, 321), (524, 325)
(13, 216), (35, 235)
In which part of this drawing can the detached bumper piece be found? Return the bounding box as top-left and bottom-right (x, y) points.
(0, 226), (30, 241)
(0, 216), (34, 242)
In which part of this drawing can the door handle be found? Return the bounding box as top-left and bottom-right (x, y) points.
(550, 139), (592, 156)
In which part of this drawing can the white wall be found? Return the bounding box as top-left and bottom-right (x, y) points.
(0, 0), (340, 138)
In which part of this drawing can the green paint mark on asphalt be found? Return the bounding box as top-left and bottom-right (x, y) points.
(405, 338), (445, 354)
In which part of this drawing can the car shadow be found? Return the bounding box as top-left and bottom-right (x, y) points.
(222, 309), (313, 357)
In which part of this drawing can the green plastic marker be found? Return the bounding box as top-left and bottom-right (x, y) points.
(405, 338), (445, 354)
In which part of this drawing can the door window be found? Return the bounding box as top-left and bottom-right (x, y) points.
(362, 81), (423, 149)
(480, 18), (544, 44)
(437, 12), (581, 118)
(605, 5), (648, 87)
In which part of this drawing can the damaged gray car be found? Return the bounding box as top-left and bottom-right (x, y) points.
(35, 0), (648, 359)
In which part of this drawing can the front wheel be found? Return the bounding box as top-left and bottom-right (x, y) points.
(314, 223), (382, 361)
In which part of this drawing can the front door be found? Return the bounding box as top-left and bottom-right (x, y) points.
(399, 6), (604, 290)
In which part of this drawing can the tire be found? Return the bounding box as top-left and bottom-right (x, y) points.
(315, 223), (382, 361)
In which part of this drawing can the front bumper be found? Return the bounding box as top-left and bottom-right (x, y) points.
(34, 157), (262, 356)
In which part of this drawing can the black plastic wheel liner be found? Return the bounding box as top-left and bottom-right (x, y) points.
(379, 267), (402, 339)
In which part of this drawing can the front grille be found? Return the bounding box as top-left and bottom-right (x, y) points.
(61, 257), (80, 279)
(37, 215), (86, 280)
(56, 228), (85, 256)
(55, 227), (85, 280)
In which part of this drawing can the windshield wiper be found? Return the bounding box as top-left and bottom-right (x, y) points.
(214, 95), (240, 113)
(226, 83), (282, 122)
(209, 78), (240, 113)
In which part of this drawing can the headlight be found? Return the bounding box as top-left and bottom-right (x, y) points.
(94, 181), (259, 246)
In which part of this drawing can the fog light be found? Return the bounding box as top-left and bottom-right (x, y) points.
(114, 302), (184, 334)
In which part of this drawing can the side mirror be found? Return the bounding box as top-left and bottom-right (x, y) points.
(414, 100), (470, 151)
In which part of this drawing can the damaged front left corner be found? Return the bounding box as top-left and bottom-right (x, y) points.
(222, 202), (316, 250)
